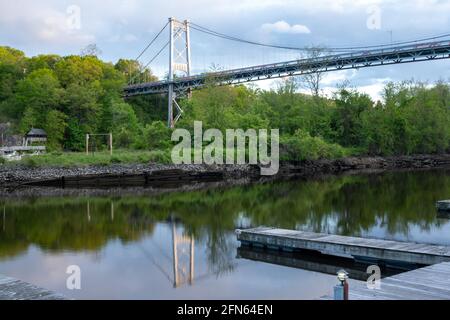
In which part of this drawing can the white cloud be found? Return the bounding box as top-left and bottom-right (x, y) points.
(108, 33), (139, 43)
(322, 70), (357, 86)
(0, 2), (95, 47)
(38, 9), (95, 43)
(261, 21), (311, 34)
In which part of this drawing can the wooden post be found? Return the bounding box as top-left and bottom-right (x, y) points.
(86, 134), (89, 155)
(344, 280), (349, 300)
(109, 133), (113, 156)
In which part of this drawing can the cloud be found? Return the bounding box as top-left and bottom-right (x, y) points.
(322, 70), (357, 86)
(0, 2), (95, 48)
(261, 21), (311, 34)
(38, 9), (95, 44)
(107, 33), (139, 43)
(1, 0), (449, 86)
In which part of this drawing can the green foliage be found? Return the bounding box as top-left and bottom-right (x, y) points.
(0, 45), (449, 161)
(44, 110), (68, 151)
(332, 88), (374, 147)
(10, 150), (172, 167)
(64, 119), (86, 151)
(21, 156), (38, 168)
(281, 129), (347, 160)
(361, 82), (450, 155)
(16, 68), (62, 125)
(139, 121), (172, 150)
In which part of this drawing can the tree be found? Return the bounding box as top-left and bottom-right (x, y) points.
(44, 110), (68, 150)
(115, 59), (158, 84)
(140, 121), (172, 150)
(297, 46), (330, 97)
(26, 54), (61, 73)
(80, 44), (102, 57)
(332, 87), (373, 147)
(55, 55), (104, 87)
(108, 99), (140, 148)
(61, 82), (102, 133)
(15, 69), (62, 126)
(0, 46), (27, 119)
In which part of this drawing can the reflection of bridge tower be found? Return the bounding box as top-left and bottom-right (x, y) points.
(172, 223), (194, 288)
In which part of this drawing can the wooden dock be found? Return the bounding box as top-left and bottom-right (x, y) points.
(0, 274), (66, 300)
(322, 262), (450, 300)
(236, 227), (450, 265)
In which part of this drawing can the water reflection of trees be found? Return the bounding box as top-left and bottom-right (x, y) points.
(1, 169), (449, 272)
(0, 199), (156, 258)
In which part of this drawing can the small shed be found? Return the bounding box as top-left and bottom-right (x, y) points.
(23, 128), (47, 147)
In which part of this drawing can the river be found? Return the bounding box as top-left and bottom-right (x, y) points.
(0, 168), (449, 299)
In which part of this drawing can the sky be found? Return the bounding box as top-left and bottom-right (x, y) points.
(1, 0), (449, 100)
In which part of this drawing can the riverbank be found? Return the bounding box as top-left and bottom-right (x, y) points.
(1, 154), (450, 190)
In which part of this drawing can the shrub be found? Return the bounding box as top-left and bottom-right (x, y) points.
(148, 150), (171, 163)
(141, 121), (172, 150)
(22, 156), (39, 167)
(281, 130), (347, 161)
(110, 155), (122, 164)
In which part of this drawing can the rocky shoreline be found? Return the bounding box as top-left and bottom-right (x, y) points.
(1, 154), (450, 192)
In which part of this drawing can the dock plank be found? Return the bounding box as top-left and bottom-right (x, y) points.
(0, 274), (66, 300)
(237, 227), (450, 265)
(320, 263), (450, 300)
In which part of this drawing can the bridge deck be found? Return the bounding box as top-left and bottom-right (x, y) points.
(0, 274), (66, 300)
(124, 40), (450, 97)
(322, 262), (450, 300)
(236, 227), (450, 265)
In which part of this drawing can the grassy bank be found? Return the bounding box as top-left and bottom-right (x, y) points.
(2, 144), (352, 168)
(2, 149), (172, 168)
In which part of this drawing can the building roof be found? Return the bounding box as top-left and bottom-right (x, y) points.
(26, 128), (47, 137)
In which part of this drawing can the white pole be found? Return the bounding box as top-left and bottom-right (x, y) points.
(86, 134), (89, 155)
(109, 133), (113, 156)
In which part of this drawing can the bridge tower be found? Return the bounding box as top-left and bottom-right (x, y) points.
(168, 17), (192, 128)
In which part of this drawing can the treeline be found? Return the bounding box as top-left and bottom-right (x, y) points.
(179, 78), (450, 159)
(0, 46), (162, 151)
(1, 45), (450, 159)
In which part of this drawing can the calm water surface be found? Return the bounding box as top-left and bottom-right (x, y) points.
(1, 169), (450, 299)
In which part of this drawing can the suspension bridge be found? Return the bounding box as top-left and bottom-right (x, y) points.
(123, 17), (450, 128)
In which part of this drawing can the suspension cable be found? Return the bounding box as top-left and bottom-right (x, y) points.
(134, 21), (169, 61)
(190, 22), (450, 52)
(129, 41), (170, 84)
